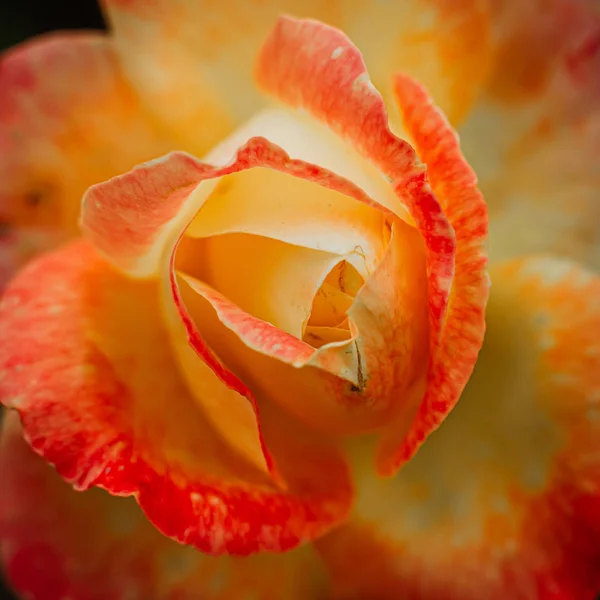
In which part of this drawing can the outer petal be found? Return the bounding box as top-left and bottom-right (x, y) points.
(256, 17), (487, 471)
(100, 0), (341, 154)
(101, 0), (491, 154)
(381, 74), (489, 473)
(337, 0), (492, 125)
(318, 256), (600, 600)
(0, 412), (330, 600)
(459, 0), (600, 266)
(0, 32), (173, 286)
(0, 240), (353, 555)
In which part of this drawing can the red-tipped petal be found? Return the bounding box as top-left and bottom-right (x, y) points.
(0, 240), (353, 555)
(0, 412), (330, 600)
(378, 74), (489, 474)
(0, 33), (172, 286)
(256, 17), (487, 468)
(317, 256), (600, 600)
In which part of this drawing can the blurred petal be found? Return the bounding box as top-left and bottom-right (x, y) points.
(256, 17), (487, 469)
(0, 32), (173, 285)
(459, 0), (600, 266)
(100, 0), (341, 154)
(0, 240), (353, 555)
(380, 74), (488, 474)
(318, 256), (600, 600)
(0, 412), (330, 600)
(338, 0), (492, 125)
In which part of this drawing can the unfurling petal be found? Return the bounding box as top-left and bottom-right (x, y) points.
(0, 33), (173, 286)
(256, 17), (487, 471)
(0, 241), (353, 555)
(381, 74), (488, 474)
(459, 0), (600, 266)
(317, 256), (600, 600)
(0, 412), (330, 599)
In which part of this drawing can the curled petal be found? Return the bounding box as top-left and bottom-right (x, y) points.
(0, 33), (172, 286)
(318, 256), (600, 600)
(0, 412), (330, 600)
(256, 17), (487, 468)
(380, 74), (488, 473)
(0, 240), (353, 555)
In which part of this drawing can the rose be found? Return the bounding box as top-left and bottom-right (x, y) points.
(0, 2), (599, 600)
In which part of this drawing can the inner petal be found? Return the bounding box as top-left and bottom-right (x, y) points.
(176, 233), (362, 341)
(185, 166), (390, 278)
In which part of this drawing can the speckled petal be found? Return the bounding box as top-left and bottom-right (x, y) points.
(0, 240), (353, 555)
(256, 17), (487, 471)
(0, 412), (330, 600)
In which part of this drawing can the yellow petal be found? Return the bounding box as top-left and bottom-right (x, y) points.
(101, 0), (342, 154)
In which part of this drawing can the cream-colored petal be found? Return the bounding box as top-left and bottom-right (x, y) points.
(178, 233), (351, 339)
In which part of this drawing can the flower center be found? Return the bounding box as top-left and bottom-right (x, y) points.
(303, 260), (364, 348)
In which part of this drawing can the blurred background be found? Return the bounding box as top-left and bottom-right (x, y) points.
(0, 0), (105, 50)
(0, 2), (105, 597)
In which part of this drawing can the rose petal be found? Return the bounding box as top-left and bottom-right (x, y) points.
(174, 219), (429, 436)
(101, 0), (489, 154)
(0, 240), (353, 555)
(0, 412), (330, 600)
(379, 74), (488, 474)
(256, 17), (487, 467)
(0, 32), (172, 286)
(459, 0), (600, 266)
(81, 129), (426, 436)
(337, 0), (492, 125)
(100, 0), (341, 154)
(180, 233), (351, 339)
(317, 255), (600, 600)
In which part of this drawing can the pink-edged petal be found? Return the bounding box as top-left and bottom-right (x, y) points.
(0, 240), (353, 555)
(0, 412), (330, 600)
(459, 0), (600, 266)
(378, 74), (489, 474)
(317, 255), (600, 600)
(256, 17), (487, 469)
(0, 32), (173, 286)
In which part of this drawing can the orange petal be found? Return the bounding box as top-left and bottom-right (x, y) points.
(0, 412), (330, 600)
(337, 0), (492, 125)
(0, 33), (173, 286)
(100, 0), (342, 154)
(317, 255), (600, 600)
(101, 0), (490, 153)
(459, 0), (600, 266)
(0, 240), (353, 555)
(256, 17), (487, 467)
(378, 74), (488, 474)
